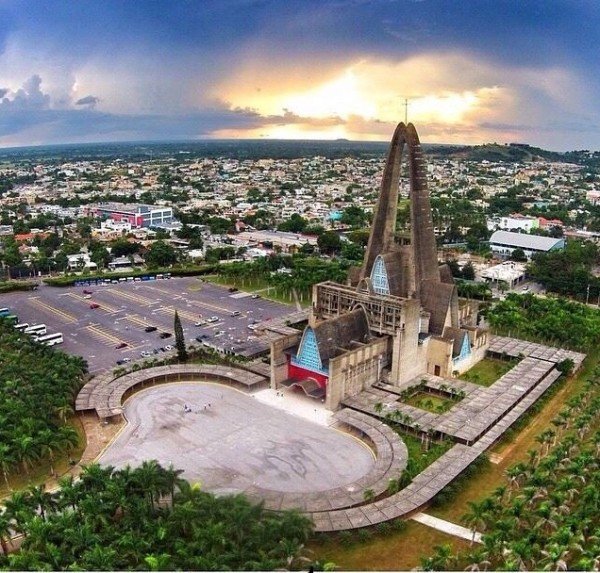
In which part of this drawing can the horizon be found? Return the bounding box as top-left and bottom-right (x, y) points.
(0, 136), (586, 156)
(1, 1), (599, 151)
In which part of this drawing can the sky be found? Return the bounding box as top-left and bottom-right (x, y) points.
(0, 0), (599, 150)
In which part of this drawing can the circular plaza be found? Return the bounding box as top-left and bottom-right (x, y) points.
(98, 382), (376, 498)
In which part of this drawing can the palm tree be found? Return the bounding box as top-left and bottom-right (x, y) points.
(36, 428), (61, 476)
(4, 490), (34, 534)
(0, 444), (14, 490)
(11, 435), (38, 475)
(0, 509), (12, 555)
(57, 424), (80, 456)
(463, 500), (490, 545)
(27, 484), (55, 522)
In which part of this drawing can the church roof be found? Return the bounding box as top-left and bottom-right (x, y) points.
(442, 326), (468, 357)
(420, 279), (458, 335)
(312, 307), (370, 363)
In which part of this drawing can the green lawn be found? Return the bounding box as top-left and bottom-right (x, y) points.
(309, 520), (470, 571)
(460, 357), (516, 386)
(202, 274), (307, 306)
(404, 391), (456, 413)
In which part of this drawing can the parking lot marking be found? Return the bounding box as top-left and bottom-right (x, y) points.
(122, 315), (153, 329)
(155, 306), (198, 323)
(106, 288), (155, 306)
(85, 324), (134, 347)
(186, 299), (233, 315)
(29, 297), (76, 323)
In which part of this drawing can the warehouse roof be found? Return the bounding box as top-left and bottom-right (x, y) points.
(489, 230), (564, 252)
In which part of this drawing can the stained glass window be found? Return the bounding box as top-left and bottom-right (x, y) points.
(295, 327), (324, 371)
(371, 255), (390, 295)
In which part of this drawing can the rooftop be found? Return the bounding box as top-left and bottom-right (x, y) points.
(489, 230), (564, 251)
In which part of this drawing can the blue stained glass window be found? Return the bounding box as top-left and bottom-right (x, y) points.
(371, 255), (390, 295)
(453, 333), (472, 363)
(295, 327), (323, 372)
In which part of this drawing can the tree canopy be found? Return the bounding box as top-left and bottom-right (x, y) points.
(0, 462), (313, 571)
(0, 321), (86, 480)
(486, 293), (600, 351)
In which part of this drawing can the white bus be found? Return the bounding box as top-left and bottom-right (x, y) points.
(14, 322), (30, 331)
(24, 324), (47, 336)
(35, 332), (64, 346)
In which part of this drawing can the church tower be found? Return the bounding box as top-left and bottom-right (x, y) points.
(270, 122), (489, 409)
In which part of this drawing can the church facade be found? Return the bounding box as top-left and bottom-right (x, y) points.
(270, 123), (488, 410)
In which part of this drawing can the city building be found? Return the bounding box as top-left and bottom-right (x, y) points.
(480, 261), (527, 289)
(489, 230), (565, 260)
(487, 213), (539, 232)
(86, 203), (174, 228)
(271, 123), (489, 410)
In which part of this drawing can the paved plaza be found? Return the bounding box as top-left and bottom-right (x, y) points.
(98, 382), (375, 497)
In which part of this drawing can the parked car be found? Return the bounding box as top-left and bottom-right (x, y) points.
(230, 311), (241, 317)
(164, 345), (173, 351)
(144, 326), (157, 332)
(207, 316), (219, 323)
(115, 342), (128, 349)
(195, 321), (206, 327)
(159, 332), (172, 339)
(228, 287), (239, 293)
(90, 303), (100, 309)
(83, 289), (93, 295)
(84, 294), (92, 299)
(251, 294), (260, 299)
(140, 350), (151, 357)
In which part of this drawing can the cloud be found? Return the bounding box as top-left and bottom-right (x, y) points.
(0, 88), (8, 99)
(75, 95), (100, 108)
(0, 75), (51, 111)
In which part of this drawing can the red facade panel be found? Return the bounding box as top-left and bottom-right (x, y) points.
(287, 363), (328, 388)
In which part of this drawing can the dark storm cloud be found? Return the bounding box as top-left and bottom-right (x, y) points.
(75, 95), (100, 107)
(0, 1), (600, 148)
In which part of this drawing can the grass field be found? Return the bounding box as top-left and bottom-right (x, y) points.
(460, 357), (516, 386)
(204, 274), (311, 307)
(310, 348), (598, 570)
(309, 520), (471, 571)
(404, 391), (456, 413)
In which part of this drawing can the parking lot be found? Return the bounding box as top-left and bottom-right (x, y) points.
(1, 276), (293, 373)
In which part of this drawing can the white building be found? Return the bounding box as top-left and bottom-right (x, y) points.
(480, 261), (527, 289)
(487, 214), (539, 232)
(101, 218), (132, 233)
(67, 253), (97, 270)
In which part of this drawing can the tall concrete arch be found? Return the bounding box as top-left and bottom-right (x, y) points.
(360, 123), (439, 293)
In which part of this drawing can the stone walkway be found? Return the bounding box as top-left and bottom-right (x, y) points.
(488, 335), (586, 368)
(74, 337), (584, 533)
(344, 356), (560, 445)
(412, 512), (482, 544)
(76, 364), (268, 418)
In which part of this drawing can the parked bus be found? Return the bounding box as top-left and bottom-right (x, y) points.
(14, 322), (29, 331)
(0, 308), (10, 317)
(3, 314), (18, 324)
(35, 332), (64, 346)
(24, 324), (47, 336)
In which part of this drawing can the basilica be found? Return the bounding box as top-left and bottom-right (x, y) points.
(271, 123), (489, 410)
